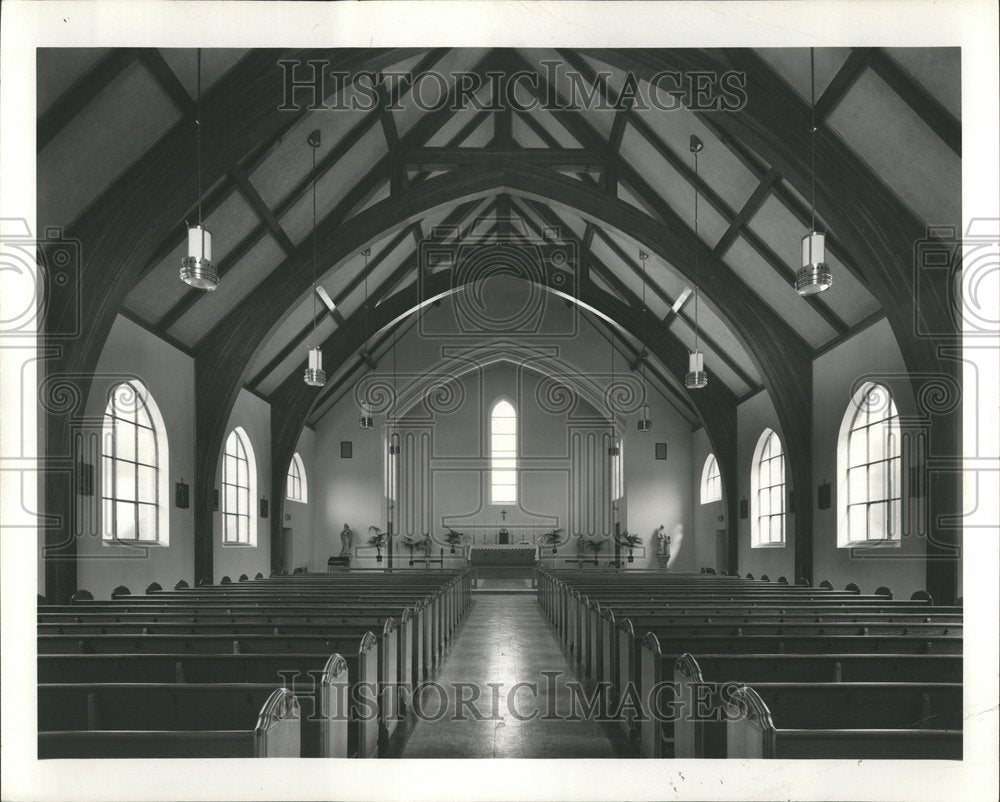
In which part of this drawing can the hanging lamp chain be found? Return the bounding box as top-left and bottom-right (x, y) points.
(311, 143), (318, 348)
(811, 47), (817, 233)
(693, 148), (700, 355)
(196, 48), (202, 228)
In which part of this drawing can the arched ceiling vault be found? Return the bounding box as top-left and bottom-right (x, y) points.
(38, 46), (960, 600)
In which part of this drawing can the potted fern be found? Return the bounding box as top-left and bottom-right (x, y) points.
(401, 533), (432, 566)
(585, 537), (606, 566)
(443, 527), (464, 554)
(617, 531), (643, 563)
(540, 527), (564, 554)
(367, 525), (386, 563)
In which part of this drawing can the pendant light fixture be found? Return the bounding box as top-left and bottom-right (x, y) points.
(637, 249), (652, 432)
(359, 248), (374, 429)
(303, 129), (326, 388)
(685, 135), (708, 390)
(180, 49), (219, 291)
(795, 48), (833, 296)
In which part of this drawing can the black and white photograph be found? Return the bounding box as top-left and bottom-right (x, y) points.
(1, 1), (997, 800)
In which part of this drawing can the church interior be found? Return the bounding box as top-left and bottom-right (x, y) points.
(33, 45), (967, 763)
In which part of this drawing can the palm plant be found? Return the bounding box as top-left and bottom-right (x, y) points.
(617, 531), (643, 563)
(539, 528), (564, 554)
(443, 527), (464, 554)
(401, 533), (432, 565)
(367, 525), (386, 562)
(585, 537), (606, 566)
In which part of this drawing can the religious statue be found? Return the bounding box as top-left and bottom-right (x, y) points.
(654, 524), (669, 556)
(340, 523), (354, 556)
(575, 533), (587, 558)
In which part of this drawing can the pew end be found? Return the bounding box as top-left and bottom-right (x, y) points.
(253, 688), (301, 757)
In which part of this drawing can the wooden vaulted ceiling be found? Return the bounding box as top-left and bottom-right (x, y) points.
(38, 46), (959, 416)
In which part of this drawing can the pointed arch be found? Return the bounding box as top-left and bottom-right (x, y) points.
(286, 452), (307, 503)
(222, 426), (257, 546)
(838, 382), (901, 546)
(101, 379), (169, 544)
(701, 454), (722, 504)
(490, 397), (517, 505)
(751, 428), (786, 548)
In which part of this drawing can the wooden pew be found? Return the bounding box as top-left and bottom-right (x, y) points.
(38, 627), (402, 745)
(673, 652), (962, 758)
(725, 684), (962, 759)
(638, 631), (962, 758)
(38, 644), (379, 758)
(38, 684), (300, 758)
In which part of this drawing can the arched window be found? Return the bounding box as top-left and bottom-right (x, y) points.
(490, 398), (517, 505)
(101, 380), (169, 544)
(286, 452), (307, 503)
(222, 427), (257, 546)
(751, 429), (785, 547)
(701, 454), (722, 504)
(838, 382), (901, 546)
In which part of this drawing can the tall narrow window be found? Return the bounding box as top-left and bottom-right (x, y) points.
(490, 398), (517, 505)
(701, 454), (722, 503)
(751, 429), (785, 547)
(838, 383), (901, 546)
(102, 380), (169, 544)
(222, 427), (257, 546)
(286, 452), (307, 502)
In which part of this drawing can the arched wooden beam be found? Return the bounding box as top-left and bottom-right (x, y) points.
(195, 163), (808, 583)
(266, 267), (739, 574)
(586, 47), (960, 602)
(38, 47), (423, 604)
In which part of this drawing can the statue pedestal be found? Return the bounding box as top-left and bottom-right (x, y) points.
(327, 555), (351, 572)
(656, 554), (670, 571)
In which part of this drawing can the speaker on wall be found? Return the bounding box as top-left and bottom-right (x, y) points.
(340, 441), (353, 459)
(212, 488), (219, 511)
(739, 499), (748, 519)
(817, 481), (831, 509)
(175, 480), (190, 509)
(654, 442), (668, 460)
(259, 497), (269, 519)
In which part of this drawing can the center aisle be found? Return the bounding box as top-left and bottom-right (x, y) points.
(398, 595), (621, 758)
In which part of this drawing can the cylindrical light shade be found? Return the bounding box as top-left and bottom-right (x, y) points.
(180, 225), (219, 290)
(795, 230), (833, 295)
(303, 347), (326, 387)
(359, 402), (373, 430)
(685, 350), (708, 389)
(637, 404), (652, 432)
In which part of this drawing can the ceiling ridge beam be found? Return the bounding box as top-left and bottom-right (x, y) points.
(38, 48), (138, 151)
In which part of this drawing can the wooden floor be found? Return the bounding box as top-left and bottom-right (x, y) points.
(398, 595), (625, 758)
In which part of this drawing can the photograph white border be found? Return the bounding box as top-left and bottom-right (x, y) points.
(1, 2), (997, 800)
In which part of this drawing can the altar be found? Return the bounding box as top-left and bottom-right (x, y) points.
(468, 543), (538, 566)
